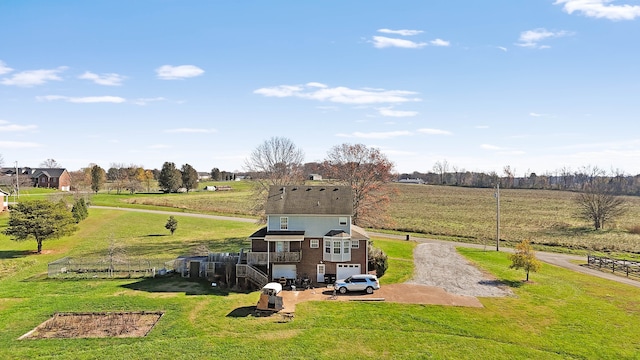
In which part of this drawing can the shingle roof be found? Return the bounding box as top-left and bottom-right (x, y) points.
(30, 168), (67, 178)
(265, 185), (352, 215)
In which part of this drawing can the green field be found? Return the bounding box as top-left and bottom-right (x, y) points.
(1, 208), (639, 359)
(87, 182), (640, 255)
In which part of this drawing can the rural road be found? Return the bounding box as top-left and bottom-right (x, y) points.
(93, 206), (640, 289)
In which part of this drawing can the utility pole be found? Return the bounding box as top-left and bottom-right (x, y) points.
(494, 182), (500, 251)
(14, 161), (19, 203)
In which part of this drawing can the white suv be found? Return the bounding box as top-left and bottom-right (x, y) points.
(334, 274), (380, 294)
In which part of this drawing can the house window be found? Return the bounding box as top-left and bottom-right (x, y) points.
(310, 239), (319, 248)
(339, 217), (348, 226)
(323, 238), (352, 262)
(351, 240), (359, 249)
(280, 217), (288, 230)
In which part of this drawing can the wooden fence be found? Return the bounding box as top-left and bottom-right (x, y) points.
(587, 254), (640, 279)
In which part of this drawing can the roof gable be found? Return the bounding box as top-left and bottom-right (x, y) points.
(265, 185), (352, 215)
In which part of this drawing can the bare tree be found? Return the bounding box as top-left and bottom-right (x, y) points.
(244, 137), (305, 187)
(323, 143), (395, 227)
(433, 159), (449, 185)
(244, 137), (305, 216)
(575, 180), (627, 230)
(40, 158), (60, 168)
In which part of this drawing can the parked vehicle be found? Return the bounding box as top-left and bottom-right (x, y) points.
(334, 274), (380, 294)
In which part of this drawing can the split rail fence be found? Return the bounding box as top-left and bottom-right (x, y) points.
(587, 254), (640, 279)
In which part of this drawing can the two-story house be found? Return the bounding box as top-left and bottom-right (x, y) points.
(237, 185), (369, 288)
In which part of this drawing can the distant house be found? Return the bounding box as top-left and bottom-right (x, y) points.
(237, 185), (369, 289)
(398, 178), (425, 185)
(197, 172), (210, 181)
(1, 188), (9, 211)
(30, 168), (71, 191)
(308, 173), (323, 181)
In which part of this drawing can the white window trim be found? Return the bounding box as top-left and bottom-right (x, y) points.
(351, 240), (359, 249)
(280, 217), (288, 230)
(322, 237), (352, 262)
(339, 217), (348, 226)
(310, 239), (319, 248)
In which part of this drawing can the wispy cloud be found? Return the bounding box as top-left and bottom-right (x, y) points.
(336, 131), (412, 139)
(371, 36), (427, 49)
(555, 0), (640, 20)
(0, 120), (37, 132)
(0, 141), (42, 149)
(156, 65), (204, 80)
(430, 38), (450, 47)
(131, 97), (167, 106)
(1, 66), (67, 87)
(529, 112), (549, 117)
(254, 83), (420, 105)
(164, 128), (217, 134)
(0, 60), (13, 75)
(79, 71), (126, 86)
(377, 107), (418, 117)
(497, 46), (508, 52)
(36, 95), (126, 103)
(516, 28), (573, 49)
(481, 144), (503, 150)
(418, 128), (452, 135)
(377, 28), (423, 36)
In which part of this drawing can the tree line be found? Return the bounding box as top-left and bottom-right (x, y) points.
(403, 161), (640, 196)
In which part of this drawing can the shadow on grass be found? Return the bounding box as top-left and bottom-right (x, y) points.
(147, 234), (167, 237)
(121, 277), (231, 296)
(496, 279), (524, 288)
(0, 250), (33, 259)
(226, 306), (257, 318)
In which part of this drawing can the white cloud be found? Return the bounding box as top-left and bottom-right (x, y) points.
(371, 36), (427, 49)
(36, 95), (126, 103)
(377, 107), (418, 117)
(0, 60), (13, 75)
(336, 131), (412, 139)
(475, 125), (490, 129)
(555, 0), (640, 20)
(255, 83), (420, 105)
(0, 141), (42, 149)
(481, 144), (503, 150)
(377, 28), (423, 36)
(430, 38), (450, 47)
(164, 128), (217, 134)
(131, 97), (167, 106)
(497, 46), (508, 52)
(79, 71), (126, 86)
(516, 28), (573, 48)
(156, 65), (204, 80)
(1, 66), (67, 87)
(418, 128), (452, 135)
(306, 82), (327, 88)
(0, 121), (37, 132)
(529, 112), (548, 117)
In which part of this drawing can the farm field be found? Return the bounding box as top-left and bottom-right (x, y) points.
(1, 209), (640, 359)
(89, 182), (640, 255)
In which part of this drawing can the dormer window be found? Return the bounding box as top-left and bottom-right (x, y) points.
(280, 217), (288, 230)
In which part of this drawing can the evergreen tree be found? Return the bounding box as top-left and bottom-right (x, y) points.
(158, 162), (182, 193)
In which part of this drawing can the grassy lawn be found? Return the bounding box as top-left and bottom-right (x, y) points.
(1, 209), (639, 359)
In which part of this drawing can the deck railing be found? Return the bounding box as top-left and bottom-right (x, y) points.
(247, 251), (301, 265)
(236, 264), (269, 288)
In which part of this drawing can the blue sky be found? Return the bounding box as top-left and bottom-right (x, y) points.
(1, 0), (640, 176)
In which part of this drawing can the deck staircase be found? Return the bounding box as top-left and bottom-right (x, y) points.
(236, 264), (269, 289)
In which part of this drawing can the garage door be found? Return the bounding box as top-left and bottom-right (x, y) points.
(336, 264), (361, 280)
(272, 265), (297, 280)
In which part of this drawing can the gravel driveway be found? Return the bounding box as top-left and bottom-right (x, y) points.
(407, 243), (513, 298)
